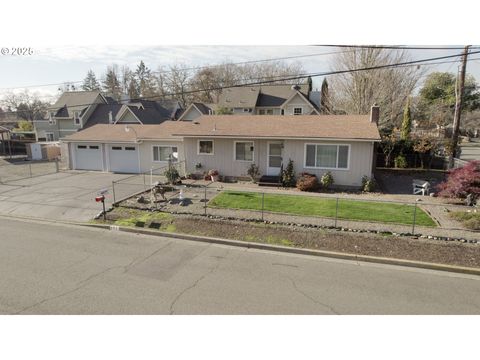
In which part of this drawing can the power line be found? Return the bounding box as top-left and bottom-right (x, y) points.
(0, 49), (357, 91)
(316, 45), (480, 50)
(2, 49), (480, 117)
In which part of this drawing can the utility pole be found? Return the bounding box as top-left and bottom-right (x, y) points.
(449, 45), (471, 169)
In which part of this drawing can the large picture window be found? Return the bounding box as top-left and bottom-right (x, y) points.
(153, 146), (178, 162)
(198, 140), (214, 155)
(235, 141), (254, 161)
(305, 144), (349, 169)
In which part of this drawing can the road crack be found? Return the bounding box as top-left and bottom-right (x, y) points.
(287, 276), (340, 315)
(169, 247), (230, 315)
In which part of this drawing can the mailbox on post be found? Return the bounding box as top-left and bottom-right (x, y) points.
(95, 192), (107, 220)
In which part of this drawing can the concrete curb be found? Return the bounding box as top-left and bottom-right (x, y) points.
(2, 213), (479, 277)
(82, 222), (480, 277)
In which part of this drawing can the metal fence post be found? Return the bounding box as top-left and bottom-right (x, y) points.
(261, 192), (265, 221)
(412, 202), (417, 235)
(55, 159), (59, 173)
(28, 163), (32, 178)
(204, 186), (207, 216)
(334, 197), (339, 228)
(112, 181), (116, 205)
(143, 172), (146, 192)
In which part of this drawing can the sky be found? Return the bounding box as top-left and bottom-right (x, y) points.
(1, 45), (479, 103)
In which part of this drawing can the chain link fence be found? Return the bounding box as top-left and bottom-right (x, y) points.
(111, 161), (186, 205)
(114, 181), (479, 242)
(0, 159), (59, 183)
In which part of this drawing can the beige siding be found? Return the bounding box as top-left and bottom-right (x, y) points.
(284, 140), (374, 187)
(183, 138), (267, 177)
(184, 138), (374, 186)
(283, 93), (315, 115)
(139, 140), (185, 173)
(180, 107), (202, 121)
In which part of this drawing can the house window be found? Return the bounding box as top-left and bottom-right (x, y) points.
(153, 146), (178, 162)
(112, 146), (122, 150)
(235, 141), (254, 162)
(258, 109), (273, 115)
(77, 145), (87, 149)
(46, 133), (54, 142)
(89, 145), (99, 149)
(48, 112), (56, 125)
(74, 111), (81, 125)
(293, 107), (303, 115)
(243, 108), (252, 113)
(198, 140), (214, 155)
(125, 147), (136, 151)
(305, 144), (349, 169)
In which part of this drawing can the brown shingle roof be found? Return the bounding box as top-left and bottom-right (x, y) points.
(62, 115), (381, 142)
(173, 115), (381, 141)
(61, 123), (184, 142)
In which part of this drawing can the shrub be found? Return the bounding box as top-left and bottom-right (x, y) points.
(164, 166), (180, 184)
(394, 154), (408, 168)
(281, 159), (296, 187)
(247, 163), (260, 182)
(449, 211), (480, 230)
(207, 169), (219, 176)
(361, 175), (376, 192)
(437, 161), (480, 199)
(296, 173), (319, 192)
(320, 171), (334, 189)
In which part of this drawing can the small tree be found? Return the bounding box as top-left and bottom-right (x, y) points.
(281, 159), (296, 187)
(400, 98), (412, 141)
(413, 136), (435, 168)
(381, 130), (399, 167)
(247, 163), (260, 182)
(437, 161), (480, 199)
(16, 120), (33, 132)
(216, 106), (233, 115)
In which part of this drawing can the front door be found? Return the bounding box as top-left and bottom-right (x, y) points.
(267, 142), (283, 176)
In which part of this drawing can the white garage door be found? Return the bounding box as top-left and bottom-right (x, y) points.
(108, 145), (139, 173)
(74, 144), (103, 171)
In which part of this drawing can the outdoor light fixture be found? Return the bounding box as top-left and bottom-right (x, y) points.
(124, 125), (138, 142)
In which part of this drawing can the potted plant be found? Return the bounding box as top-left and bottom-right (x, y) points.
(208, 169), (220, 182)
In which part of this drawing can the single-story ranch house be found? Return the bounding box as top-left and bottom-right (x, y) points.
(61, 107), (381, 188)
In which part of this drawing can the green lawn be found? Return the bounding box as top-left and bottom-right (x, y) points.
(209, 191), (436, 227)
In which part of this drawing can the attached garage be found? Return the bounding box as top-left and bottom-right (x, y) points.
(108, 144), (139, 173)
(74, 143), (104, 171)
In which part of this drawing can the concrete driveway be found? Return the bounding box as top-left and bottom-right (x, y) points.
(0, 170), (142, 221)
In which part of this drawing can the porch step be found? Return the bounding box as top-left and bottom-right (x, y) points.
(258, 175), (281, 186)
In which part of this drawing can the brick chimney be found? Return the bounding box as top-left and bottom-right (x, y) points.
(370, 104), (379, 124)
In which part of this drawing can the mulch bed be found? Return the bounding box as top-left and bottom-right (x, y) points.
(103, 210), (480, 269)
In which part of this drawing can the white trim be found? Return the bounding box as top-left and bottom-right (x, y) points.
(178, 135), (381, 142)
(197, 139), (214, 155)
(233, 140), (255, 162)
(293, 107), (303, 115)
(267, 141), (283, 176)
(151, 144), (179, 163)
(114, 105), (143, 124)
(303, 143), (351, 171)
(45, 132), (55, 142)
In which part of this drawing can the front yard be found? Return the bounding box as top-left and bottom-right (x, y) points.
(208, 191), (436, 227)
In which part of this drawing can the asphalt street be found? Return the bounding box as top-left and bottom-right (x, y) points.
(0, 216), (479, 314)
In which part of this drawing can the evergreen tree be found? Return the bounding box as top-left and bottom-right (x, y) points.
(134, 60), (157, 97)
(401, 98), (412, 141)
(102, 66), (122, 100)
(320, 78), (332, 114)
(128, 79), (140, 99)
(306, 76), (313, 93)
(82, 70), (100, 91)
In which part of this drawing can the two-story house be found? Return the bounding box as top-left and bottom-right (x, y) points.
(34, 91), (183, 141)
(178, 84), (321, 121)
